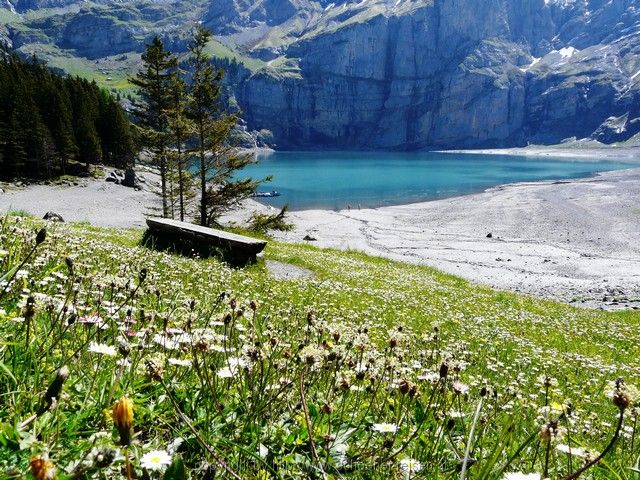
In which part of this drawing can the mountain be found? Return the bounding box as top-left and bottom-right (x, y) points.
(2, 0), (640, 150)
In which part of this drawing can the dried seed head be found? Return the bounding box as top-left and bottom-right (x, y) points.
(446, 418), (456, 430)
(610, 378), (636, 411)
(138, 268), (148, 283)
(94, 448), (117, 468)
(398, 380), (411, 396)
(250, 300), (257, 311)
(439, 362), (449, 379)
(146, 360), (163, 381)
(321, 403), (333, 415)
(118, 340), (131, 358)
(30, 456), (55, 480)
(35, 228), (47, 246)
(41, 366), (69, 414)
(112, 397), (134, 447)
(65, 256), (74, 273)
(25, 296), (36, 320)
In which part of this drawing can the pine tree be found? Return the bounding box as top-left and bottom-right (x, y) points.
(186, 26), (261, 227)
(40, 80), (77, 175)
(167, 75), (194, 221)
(70, 78), (102, 170)
(130, 36), (178, 218)
(97, 91), (136, 169)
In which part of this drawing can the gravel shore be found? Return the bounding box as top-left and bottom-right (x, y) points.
(2, 163), (639, 310)
(274, 168), (640, 311)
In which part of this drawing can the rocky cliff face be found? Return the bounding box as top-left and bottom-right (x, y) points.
(3, 0), (640, 149)
(233, 0), (640, 149)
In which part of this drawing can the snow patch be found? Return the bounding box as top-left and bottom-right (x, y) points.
(558, 46), (578, 59)
(520, 57), (541, 72)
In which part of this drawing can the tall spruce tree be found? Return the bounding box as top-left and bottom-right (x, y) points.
(166, 74), (194, 221)
(70, 79), (102, 169)
(186, 25), (261, 227)
(130, 36), (177, 217)
(98, 91), (136, 169)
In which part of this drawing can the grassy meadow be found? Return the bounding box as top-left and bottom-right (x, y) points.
(1, 215), (639, 479)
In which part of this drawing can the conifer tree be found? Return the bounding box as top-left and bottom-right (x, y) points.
(98, 92), (136, 169)
(167, 74), (194, 221)
(70, 79), (102, 169)
(130, 36), (177, 217)
(40, 82), (77, 174)
(186, 26), (261, 227)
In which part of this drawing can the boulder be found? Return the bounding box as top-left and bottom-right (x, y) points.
(43, 211), (64, 222)
(121, 168), (141, 189)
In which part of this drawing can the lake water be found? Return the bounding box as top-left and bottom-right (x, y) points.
(240, 151), (636, 211)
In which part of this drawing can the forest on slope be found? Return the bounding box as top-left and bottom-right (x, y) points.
(0, 52), (136, 180)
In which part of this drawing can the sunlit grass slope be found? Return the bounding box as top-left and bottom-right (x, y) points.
(1, 216), (639, 479)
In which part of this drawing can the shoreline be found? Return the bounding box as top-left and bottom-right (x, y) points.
(439, 144), (640, 160)
(273, 166), (640, 311)
(1, 154), (639, 310)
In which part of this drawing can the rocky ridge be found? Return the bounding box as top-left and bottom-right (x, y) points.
(2, 0), (640, 149)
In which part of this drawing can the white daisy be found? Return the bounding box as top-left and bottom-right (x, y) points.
(503, 473), (541, 480)
(140, 450), (172, 471)
(372, 423), (397, 433)
(399, 457), (422, 474)
(88, 342), (117, 356)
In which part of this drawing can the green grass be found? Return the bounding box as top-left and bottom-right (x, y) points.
(204, 38), (267, 72)
(1, 216), (639, 479)
(0, 8), (19, 24)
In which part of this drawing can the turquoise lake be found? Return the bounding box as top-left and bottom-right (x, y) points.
(241, 151), (637, 211)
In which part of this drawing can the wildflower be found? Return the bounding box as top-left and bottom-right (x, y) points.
(140, 450), (172, 471)
(258, 444), (269, 458)
(112, 397), (134, 446)
(30, 456), (55, 480)
(452, 380), (469, 395)
(88, 342), (117, 356)
(556, 444), (594, 458)
(168, 358), (191, 367)
(372, 423), (397, 433)
(217, 367), (235, 378)
(399, 458), (422, 475)
(503, 473), (541, 480)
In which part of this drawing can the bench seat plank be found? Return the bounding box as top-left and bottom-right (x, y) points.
(146, 218), (267, 258)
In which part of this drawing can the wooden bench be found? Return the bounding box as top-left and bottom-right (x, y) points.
(145, 217), (267, 265)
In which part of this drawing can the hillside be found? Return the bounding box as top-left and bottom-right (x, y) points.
(1, 214), (640, 478)
(1, 0), (640, 149)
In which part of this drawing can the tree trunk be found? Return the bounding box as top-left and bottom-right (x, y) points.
(177, 143), (185, 222)
(199, 125), (207, 226)
(160, 149), (168, 218)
